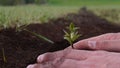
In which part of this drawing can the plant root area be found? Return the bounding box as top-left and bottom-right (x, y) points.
(0, 9), (120, 68)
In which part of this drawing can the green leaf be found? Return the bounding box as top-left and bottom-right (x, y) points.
(64, 36), (72, 44)
(69, 23), (75, 32)
(24, 29), (54, 44)
(63, 30), (69, 36)
(2, 48), (7, 63)
(72, 34), (80, 41)
(63, 22), (81, 49)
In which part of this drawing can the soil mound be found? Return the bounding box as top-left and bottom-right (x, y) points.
(0, 8), (120, 68)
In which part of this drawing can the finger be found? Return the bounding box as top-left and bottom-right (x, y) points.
(27, 64), (40, 68)
(64, 49), (91, 60)
(37, 50), (64, 63)
(54, 58), (92, 68)
(37, 49), (91, 63)
(58, 59), (86, 68)
(27, 59), (86, 68)
(27, 63), (54, 68)
(88, 40), (120, 52)
(73, 35), (104, 49)
(59, 59), (100, 68)
(73, 33), (116, 49)
(27, 58), (64, 68)
(55, 59), (94, 68)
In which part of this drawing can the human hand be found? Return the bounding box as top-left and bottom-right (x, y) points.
(27, 49), (120, 68)
(72, 33), (120, 52)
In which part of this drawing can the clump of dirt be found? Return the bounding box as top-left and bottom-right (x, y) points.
(0, 8), (120, 68)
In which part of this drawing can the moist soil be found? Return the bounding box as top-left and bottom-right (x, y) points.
(1, 8), (120, 68)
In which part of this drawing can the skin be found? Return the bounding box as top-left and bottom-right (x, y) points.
(27, 33), (120, 68)
(73, 33), (120, 51)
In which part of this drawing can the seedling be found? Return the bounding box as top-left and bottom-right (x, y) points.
(15, 25), (54, 44)
(2, 48), (7, 63)
(64, 23), (80, 49)
(24, 29), (54, 44)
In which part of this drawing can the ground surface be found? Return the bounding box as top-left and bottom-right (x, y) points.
(0, 9), (120, 68)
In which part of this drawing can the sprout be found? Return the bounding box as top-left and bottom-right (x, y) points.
(2, 48), (7, 63)
(64, 23), (81, 49)
(24, 29), (54, 44)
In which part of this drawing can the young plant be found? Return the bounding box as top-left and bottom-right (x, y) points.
(15, 25), (54, 44)
(64, 23), (80, 49)
(2, 48), (7, 63)
(23, 29), (54, 44)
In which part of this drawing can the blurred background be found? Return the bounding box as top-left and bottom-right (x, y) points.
(1, 1), (120, 68)
(0, 0), (120, 28)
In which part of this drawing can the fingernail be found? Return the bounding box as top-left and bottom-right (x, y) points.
(88, 41), (96, 49)
(27, 65), (34, 68)
(37, 54), (45, 63)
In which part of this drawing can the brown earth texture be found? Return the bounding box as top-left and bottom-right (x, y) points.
(0, 8), (120, 68)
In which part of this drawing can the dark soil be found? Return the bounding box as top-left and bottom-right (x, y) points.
(1, 8), (120, 68)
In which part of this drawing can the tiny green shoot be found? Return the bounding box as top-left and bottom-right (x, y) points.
(64, 23), (80, 49)
(24, 29), (54, 44)
(2, 48), (7, 63)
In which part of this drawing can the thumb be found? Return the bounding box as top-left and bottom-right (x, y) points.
(88, 40), (120, 52)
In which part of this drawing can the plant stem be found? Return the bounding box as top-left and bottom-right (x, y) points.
(2, 48), (7, 63)
(71, 44), (74, 49)
(70, 42), (74, 49)
(24, 29), (54, 44)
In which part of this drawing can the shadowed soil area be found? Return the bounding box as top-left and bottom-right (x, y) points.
(0, 8), (120, 68)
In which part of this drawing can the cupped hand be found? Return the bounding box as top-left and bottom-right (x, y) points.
(27, 33), (120, 68)
(72, 33), (120, 52)
(27, 49), (120, 68)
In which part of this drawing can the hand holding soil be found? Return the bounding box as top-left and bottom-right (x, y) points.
(27, 33), (120, 68)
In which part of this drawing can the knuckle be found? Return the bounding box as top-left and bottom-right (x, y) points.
(95, 41), (108, 50)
